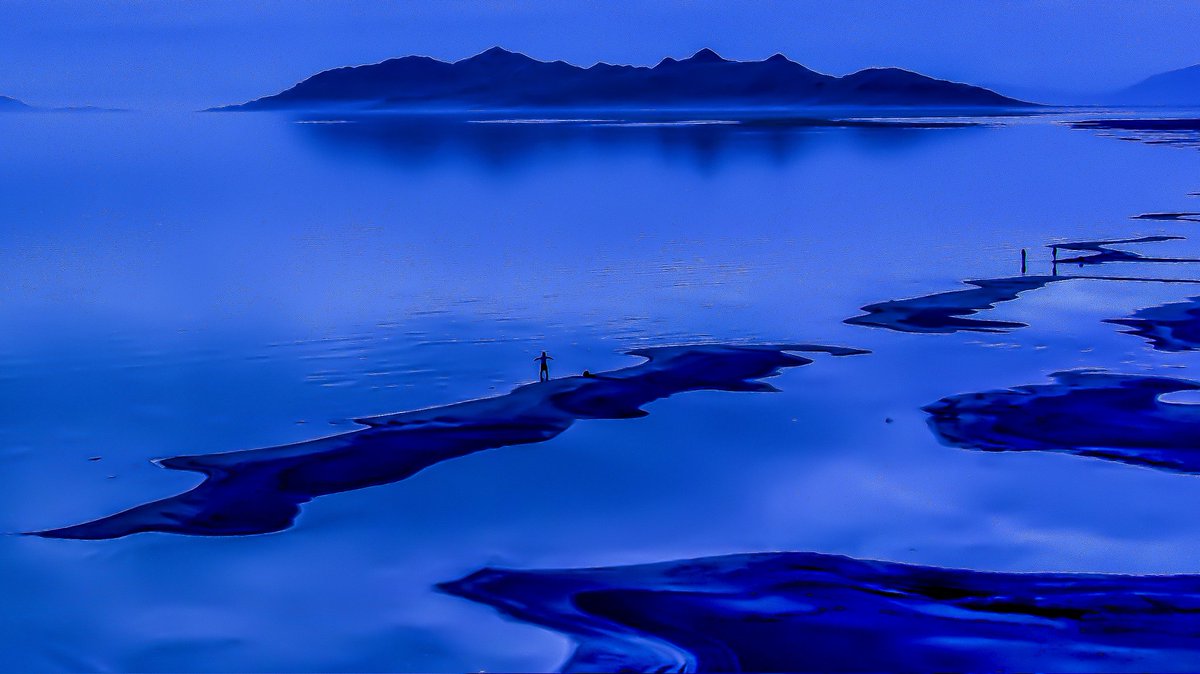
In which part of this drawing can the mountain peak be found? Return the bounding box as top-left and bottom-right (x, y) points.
(685, 48), (727, 63)
(461, 46), (534, 64)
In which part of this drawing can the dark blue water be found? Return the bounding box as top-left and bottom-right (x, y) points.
(3, 109), (1200, 670)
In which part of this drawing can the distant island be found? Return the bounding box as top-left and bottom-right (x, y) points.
(0, 95), (31, 111)
(215, 47), (1031, 111)
(0, 95), (122, 113)
(1111, 64), (1200, 106)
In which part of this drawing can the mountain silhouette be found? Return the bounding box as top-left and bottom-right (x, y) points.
(1112, 64), (1200, 106)
(0, 96), (122, 113)
(217, 47), (1029, 111)
(0, 95), (31, 110)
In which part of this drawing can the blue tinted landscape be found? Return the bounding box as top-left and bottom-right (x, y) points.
(6, 5), (1200, 670)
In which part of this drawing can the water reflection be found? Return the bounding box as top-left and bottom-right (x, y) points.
(33, 344), (863, 539)
(6, 108), (1200, 671)
(289, 112), (982, 172)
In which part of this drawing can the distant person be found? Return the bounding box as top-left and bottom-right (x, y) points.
(1021, 248), (1027, 275)
(535, 351), (554, 382)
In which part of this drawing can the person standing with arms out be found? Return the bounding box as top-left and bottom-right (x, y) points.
(535, 351), (553, 382)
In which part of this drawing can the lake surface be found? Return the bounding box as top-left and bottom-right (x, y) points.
(2, 108), (1200, 671)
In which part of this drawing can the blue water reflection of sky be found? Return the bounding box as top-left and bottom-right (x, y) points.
(2, 110), (1200, 670)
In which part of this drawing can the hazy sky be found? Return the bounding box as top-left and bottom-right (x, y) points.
(2, 0), (1198, 109)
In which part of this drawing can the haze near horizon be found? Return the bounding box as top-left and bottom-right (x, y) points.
(1, 0), (1198, 109)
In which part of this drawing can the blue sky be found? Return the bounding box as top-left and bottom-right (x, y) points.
(1, 0), (1198, 109)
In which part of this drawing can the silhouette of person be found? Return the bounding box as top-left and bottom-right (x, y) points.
(535, 351), (553, 381)
(1021, 248), (1027, 275)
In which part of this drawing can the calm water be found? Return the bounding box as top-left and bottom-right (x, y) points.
(2, 109), (1200, 670)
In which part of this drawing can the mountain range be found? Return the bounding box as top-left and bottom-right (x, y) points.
(6, 53), (1199, 112)
(217, 47), (1030, 111)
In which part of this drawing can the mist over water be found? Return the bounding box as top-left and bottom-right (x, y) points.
(3, 109), (1200, 670)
